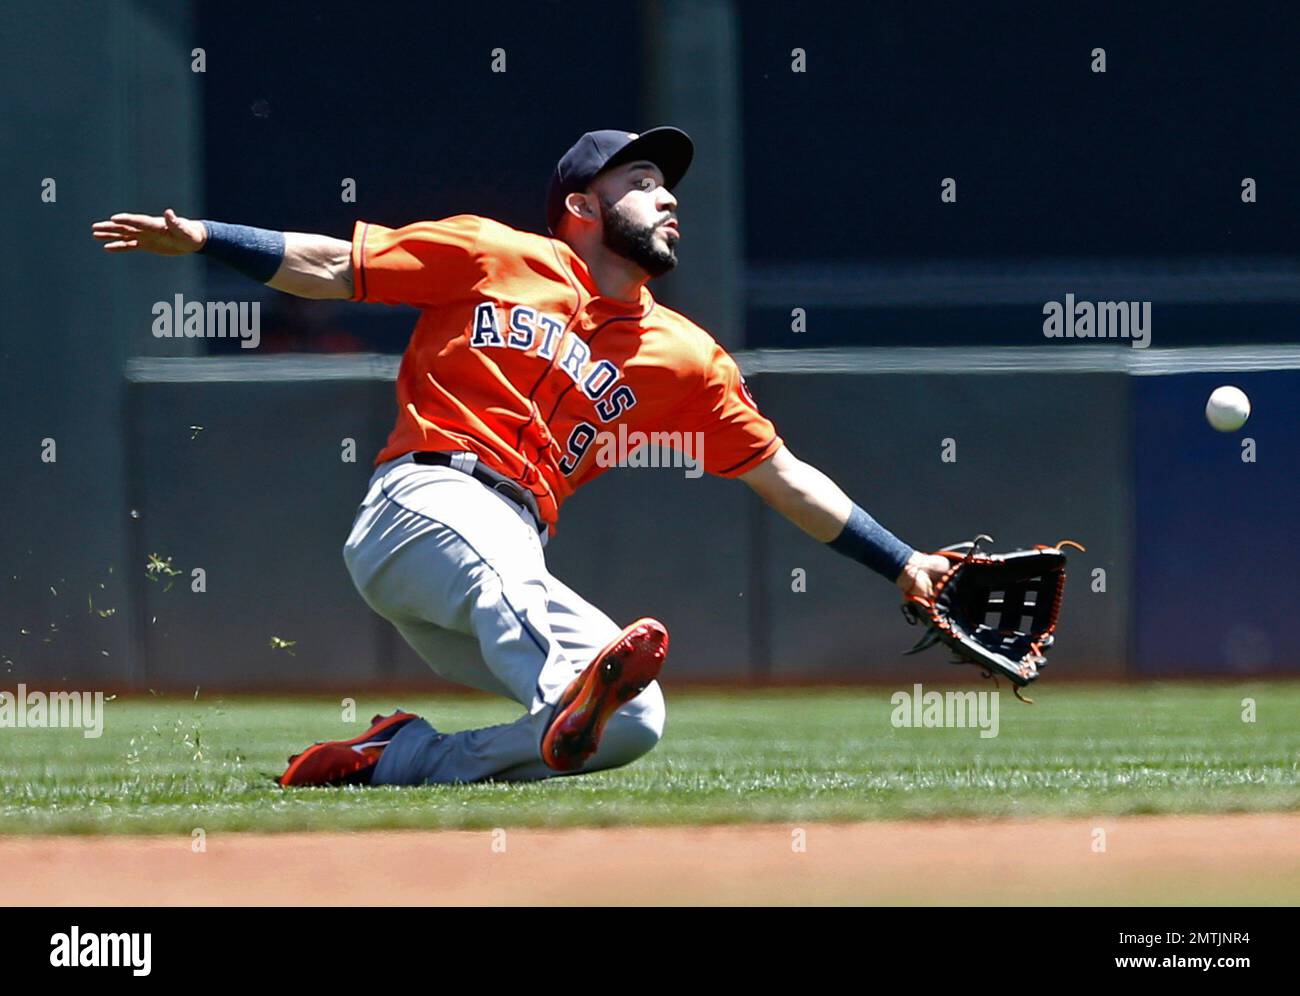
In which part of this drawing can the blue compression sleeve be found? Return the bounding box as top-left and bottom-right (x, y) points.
(827, 504), (915, 582)
(197, 221), (286, 283)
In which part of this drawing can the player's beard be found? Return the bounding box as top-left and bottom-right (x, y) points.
(599, 196), (677, 278)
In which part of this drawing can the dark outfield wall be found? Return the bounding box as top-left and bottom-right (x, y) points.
(18, 362), (1296, 691)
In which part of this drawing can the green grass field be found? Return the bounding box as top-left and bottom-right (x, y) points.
(1, 683), (1297, 835)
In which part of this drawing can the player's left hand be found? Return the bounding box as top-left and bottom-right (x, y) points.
(894, 551), (951, 603)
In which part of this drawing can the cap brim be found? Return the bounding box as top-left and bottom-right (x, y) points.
(599, 126), (694, 190)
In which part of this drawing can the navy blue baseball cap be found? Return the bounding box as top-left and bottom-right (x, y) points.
(546, 126), (694, 234)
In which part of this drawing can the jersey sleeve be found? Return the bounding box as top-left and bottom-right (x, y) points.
(683, 342), (783, 477)
(349, 214), (483, 307)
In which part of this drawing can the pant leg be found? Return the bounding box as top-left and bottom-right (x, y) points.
(489, 575), (666, 782)
(344, 458), (574, 708)
(377, 596), (666, 785)
(344, 458), (664, 784)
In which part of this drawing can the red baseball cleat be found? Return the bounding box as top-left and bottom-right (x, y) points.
(541, 617), (668, 772)
(278, 710), (419, 787)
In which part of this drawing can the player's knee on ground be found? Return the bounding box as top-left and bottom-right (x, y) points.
(585, 681), (666, 771)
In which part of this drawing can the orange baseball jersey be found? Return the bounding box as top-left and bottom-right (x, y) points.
(350, 214), (782, 528)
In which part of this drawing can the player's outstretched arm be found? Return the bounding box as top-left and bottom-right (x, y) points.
(740, 444), (949, 601)
(90, 209), (353, 300)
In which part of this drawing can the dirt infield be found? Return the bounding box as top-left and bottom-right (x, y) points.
(3, 813), (1297, 905)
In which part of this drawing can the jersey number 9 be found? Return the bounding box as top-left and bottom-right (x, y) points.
(557, 422), (598, 475)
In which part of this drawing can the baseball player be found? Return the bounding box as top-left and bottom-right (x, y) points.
(92, 127), (951, 786)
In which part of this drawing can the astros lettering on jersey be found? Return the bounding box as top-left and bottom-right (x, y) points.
(351, 213), (782, 529)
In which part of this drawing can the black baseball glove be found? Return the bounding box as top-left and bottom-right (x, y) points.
(900, 535), (1083, 702)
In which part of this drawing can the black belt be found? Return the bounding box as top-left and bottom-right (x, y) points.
(412, 452), (545, 534)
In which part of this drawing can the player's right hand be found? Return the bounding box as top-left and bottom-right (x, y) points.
(90, 208), (207, 255)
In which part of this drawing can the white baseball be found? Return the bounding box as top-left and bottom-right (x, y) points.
(1205, 385), (1251, 432)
